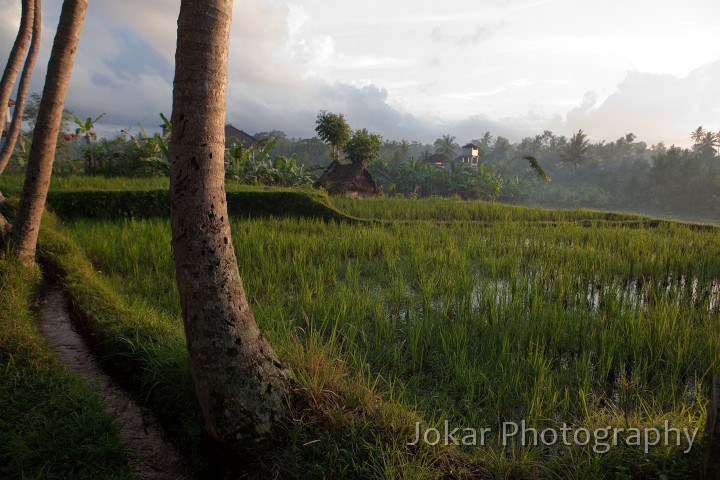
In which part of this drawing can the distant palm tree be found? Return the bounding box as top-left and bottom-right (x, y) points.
(690, 126), (718, 161)
(434, 134), (459, 158)
(490, 136), (512, 163)
(560, 129), (592, 170)
(691, 126), (706, 145)
(476, 131), (494, 152)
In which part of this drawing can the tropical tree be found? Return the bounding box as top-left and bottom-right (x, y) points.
(474, 132), (494, 153)
(560, 129), (592, 170)
(0, 0), (40, 176)
(433, 134), (459, 158)
(169, 0), (291, 445)
(690, 126), (718, 161)
(488, 136), (512, 163)
(0, 0), (35, 142)
(343, 128), (383, 164)
(315, 110), (351, 163)
(691, 126), (707, 146)
(13, 0), (87, 266)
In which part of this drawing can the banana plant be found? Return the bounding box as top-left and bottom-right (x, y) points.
(225, 138), (277, 182)
(130, 113), (171, 174)
(270, 154), (313, 186)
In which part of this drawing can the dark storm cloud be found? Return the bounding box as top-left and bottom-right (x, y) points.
(225, 77), (518, 144)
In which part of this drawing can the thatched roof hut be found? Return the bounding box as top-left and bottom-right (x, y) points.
(224, 125), (258, 150)
(314, 161), (378, 197)
(426, 153), (451, 169)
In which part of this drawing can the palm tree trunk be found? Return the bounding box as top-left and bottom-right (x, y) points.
(13, 0), (87, 266)
(0, 0), (34, 142)
(0, 0), (41, 176)
(169, 0), (291, 445)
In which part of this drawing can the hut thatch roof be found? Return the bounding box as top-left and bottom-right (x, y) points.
(426, 153), (450, 167)
(224, 125), (258, 150)
(314, 162), (378, 197)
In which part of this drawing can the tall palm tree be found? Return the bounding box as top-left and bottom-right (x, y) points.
(434, 134), (459, 158)
(690, 126), (718, 161)
(560, 129), (592, 171)
(691, 126), (706, 146)
(169, 0), (290, 445)
(476, 131), (494, 152)
(0, 0), (34, 140)
(13, 0), (87, 266)
(0, 0), (41, 175)
(489, 136), (512, 163)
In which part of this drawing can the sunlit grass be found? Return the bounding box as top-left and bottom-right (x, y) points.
(63, 205), (720, 477)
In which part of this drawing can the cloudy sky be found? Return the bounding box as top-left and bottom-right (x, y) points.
(2, 0), (720, 146)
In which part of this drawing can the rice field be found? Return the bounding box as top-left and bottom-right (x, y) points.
(62, 199), (720, 477)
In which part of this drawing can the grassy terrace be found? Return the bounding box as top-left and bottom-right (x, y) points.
(1, 177), (718, 478)
(0, 239), (134, 479)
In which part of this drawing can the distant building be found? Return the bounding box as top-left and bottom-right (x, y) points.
(426, 143), (481, 170)
(456, 143), (480, 168)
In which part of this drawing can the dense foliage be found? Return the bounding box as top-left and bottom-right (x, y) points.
(2, 98), (718, 222)
(314, 110), (351, 163)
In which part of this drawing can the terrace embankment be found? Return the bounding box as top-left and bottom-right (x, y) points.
(38, 282), (191, 480)
(42, 188), (354, 221)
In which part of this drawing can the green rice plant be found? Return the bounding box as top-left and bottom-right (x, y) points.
(55, 194), (720, 478)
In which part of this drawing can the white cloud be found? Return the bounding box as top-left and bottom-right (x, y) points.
(563, 61), (720, 146)
(1, 0), (720, 148)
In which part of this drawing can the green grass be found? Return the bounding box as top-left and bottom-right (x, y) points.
(23, 209), (464, 478)
(0, 173), (351, 222)
(331, 195), (710, 226)
(0, 173), (170, 194)
(0, 172), (322, 195)
(0, 248), (135, 479)
(61, 208), (719, 478)
(3, 178), (718, 478)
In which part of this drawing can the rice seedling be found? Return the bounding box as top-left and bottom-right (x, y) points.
(59, 197), (719, 477)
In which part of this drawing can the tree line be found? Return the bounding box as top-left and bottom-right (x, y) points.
(4, 99), (717, 221)
(266, 126), (720, 222)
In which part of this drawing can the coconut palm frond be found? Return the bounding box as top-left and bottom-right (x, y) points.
(521, 155), (550, 182)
